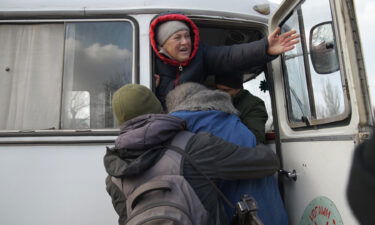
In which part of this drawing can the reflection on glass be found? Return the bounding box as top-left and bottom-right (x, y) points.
(61, 22), (133, 129)
(65, 91), (90, 129)
(317, 80), (342, 117)
(311, 24), (334, 46)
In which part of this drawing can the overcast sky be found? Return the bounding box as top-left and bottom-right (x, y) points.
(356, 1), (375, 107)
(269, 0), (375, 109)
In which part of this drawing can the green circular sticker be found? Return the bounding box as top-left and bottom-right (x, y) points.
(300, 196), (343, 225)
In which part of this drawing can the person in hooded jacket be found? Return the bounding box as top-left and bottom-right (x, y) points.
(166, 82), (288, 225)
(150, 13), (300, 106)
(104, 83), (280, 225)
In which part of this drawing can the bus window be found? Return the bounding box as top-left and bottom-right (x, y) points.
(0, 21), (134, 131)
(280, 0), (349, 127)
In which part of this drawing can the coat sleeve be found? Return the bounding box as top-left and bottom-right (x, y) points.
(236, 93), (268, 144)
(105, 176), (128, 225)
(202, 38), (277, 75)
(185, 132), (279, 180)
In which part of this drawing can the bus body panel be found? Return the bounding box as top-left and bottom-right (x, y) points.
(0, 144), (118, 225)
(0, 0), (373, 224)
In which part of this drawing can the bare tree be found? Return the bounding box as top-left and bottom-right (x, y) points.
(317, 80), (341, 118)
(68, 91), (90, 128)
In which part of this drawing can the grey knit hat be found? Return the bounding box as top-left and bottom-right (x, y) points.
(157, 20), (190, 46)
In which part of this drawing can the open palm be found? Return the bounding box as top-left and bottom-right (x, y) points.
(267, 27), (300, 55)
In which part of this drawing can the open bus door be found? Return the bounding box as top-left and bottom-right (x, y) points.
(269, 0), (374, 224)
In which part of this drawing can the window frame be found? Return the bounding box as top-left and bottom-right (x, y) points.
(0, 17), (139, 135)
(279, 0), (351, 129)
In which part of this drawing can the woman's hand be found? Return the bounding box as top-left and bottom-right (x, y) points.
(267, 27), (300, 55)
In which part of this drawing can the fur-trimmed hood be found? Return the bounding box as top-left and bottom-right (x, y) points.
(166, 82), (238, 115)
(149, 13), (200, 67)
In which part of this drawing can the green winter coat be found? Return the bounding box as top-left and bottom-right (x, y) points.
(233, 89), (268, 144)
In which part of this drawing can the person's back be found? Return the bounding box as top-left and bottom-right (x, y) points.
(166, 82), (288, 225)
(104, 84), (280, 225)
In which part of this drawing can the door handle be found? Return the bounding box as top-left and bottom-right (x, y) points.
(279, 169), (297, 181)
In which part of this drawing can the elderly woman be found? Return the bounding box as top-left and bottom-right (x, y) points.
(150, 13), (299, 105)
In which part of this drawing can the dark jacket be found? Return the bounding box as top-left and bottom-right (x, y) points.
(150, 13), (276, 106)
(233, 89), (268, 144)
(347, 131), (375, 225)
(104, 114), (279, 225)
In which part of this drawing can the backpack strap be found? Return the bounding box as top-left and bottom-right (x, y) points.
(166, 131), (235, 209)
(128, 180), (172, 210)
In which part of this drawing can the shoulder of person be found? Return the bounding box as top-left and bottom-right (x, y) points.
(235, 89), (264, 106)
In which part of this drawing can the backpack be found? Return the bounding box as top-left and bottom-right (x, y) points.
(110, 131), (209, 225)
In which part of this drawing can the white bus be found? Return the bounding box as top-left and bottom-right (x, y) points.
(0, 0), (372, 224)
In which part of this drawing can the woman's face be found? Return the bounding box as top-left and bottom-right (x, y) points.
(162, 30), (192, 63)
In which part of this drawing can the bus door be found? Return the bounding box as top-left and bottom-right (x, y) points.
(269, 0), (373, 224)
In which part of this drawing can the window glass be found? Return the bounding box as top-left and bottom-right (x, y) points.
(62, 22), (133, 129)
(0, 21), (133, 131)
(281, 0), (347, 126)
